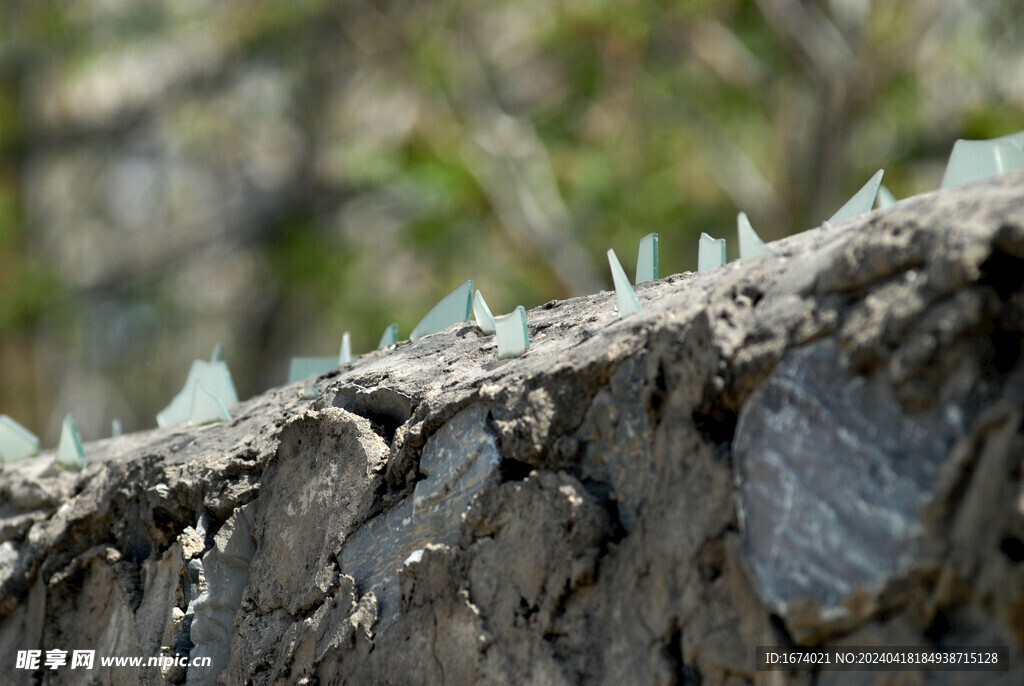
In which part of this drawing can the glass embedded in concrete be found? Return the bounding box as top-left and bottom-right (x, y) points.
(995, 131), (1024, 151)
(287, 332), (353, 384)
(56, 413), (86, 470)
(287, 358), (335, 384)
(737, 212), (775, 262)
(157, 345), (239, 427)
(828, 169), (884, 224)
(495, 305), (529, 359)
(941, 139), (1024, 189)
(0, 414), (40, 464)
(607, 248), (642, 317)
(473, 290), (496, 335)
(410, 279), (474, 340)
(189, 380), (232, 425)
(635, 233), (659, 284)
(875, 185), (897, 210)
(698, 233), (726, 272)
(378, 323), (399, 349)
(340, 331), (352, 364)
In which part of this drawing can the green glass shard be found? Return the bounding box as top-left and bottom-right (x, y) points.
(941, 139), (1024, 188)
(211, 343), (224, 362)
(875, 184), (897, 210)
(473, 290), (496, 335)
(111, 419), (123, 438)
(995, 131), (1024, 151)
(301, 385), (320, 400)
(189, 380), (232, 425)
(607, 249), (642, 317)
(737, 212), (776, 262)
(827, 169), (884, 224)
(697, 233), (726, 272)
(495, 305), (529, 359)
(410, 279), (474, 340)
(378, 323), (398, 349)
(288, 332), (353, 384)
(635, 233), (659, 284)
(56, 413), (86, 471)
(287, 357), (335, 384)
(157, 351), (239, 427)
(340, 331), (352, 364)
(0, 414), (40, 464)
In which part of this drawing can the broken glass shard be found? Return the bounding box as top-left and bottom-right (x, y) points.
(473, 290), (496, 335)
(56, 413), (86, 470)
(410, 279), (474, 340)
(995, 130), (1024, 151)
(287, 358), (335, 384)
(827, 169), (884, 224)
(288, 333), (353, 384)
(737, 212), (776, 262)
(635, 233), (659, 284)
(698, 233), (726, 272)
(378, 323), (398, 349)
(340, 332), (352, 364)
(495, 305), (529, 359)
(607, 249), (642, 317)
(111, 419), (123, 438)
(189, 381), (232, 425)
(875, 185), (897, 210)
(0, 414), (40, 464)
(941, 139), (1024, 188)
(157, 348), (239, 427)
(211, 343), (224, 362)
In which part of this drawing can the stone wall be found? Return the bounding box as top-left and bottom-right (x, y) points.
(2, 174), (1024, 684)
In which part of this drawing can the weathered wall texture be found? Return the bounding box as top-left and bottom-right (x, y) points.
(3, 174), (1024, 685)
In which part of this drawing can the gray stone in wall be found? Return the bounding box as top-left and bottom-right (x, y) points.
(187, 503), (256, 685)
(340, 403), (500, 629)
(734, 339), (970, 639)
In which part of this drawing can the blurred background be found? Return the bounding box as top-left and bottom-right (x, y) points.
(0, 0), (1022, 445)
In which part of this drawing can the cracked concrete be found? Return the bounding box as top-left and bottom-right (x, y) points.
(2, 173), (1024, 683)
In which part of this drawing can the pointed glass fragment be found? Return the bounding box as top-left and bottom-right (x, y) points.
(941, 139), (1024, 188)
(737, 212), (776, 262)
(607, 249), (642, 317)
(288, 332), (353, 384)
(111, 419), (123, 438)
(473, 290), (496, 334)
(301, 385), (321, 400)
(340, 332), (352, 364)
(189, 381), (232, 425)
(827, 169), (884, 224)
(875, 185), (897, 210)
(0, 414), (40, 464)
(157, 351), (239, 428)
(635, 233), (659, 284)
(697, 233), (726, 272)
(495, 306), (529, 359)
(410, 279), (474, 340)
(56, 413), (86, 470)
(211, 343), (224, 362)
(994, 131), (1024, 151)
(287, 357), (335, 384)
(378, 323), (398, 349)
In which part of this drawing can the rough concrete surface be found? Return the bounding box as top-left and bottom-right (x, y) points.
(4, 173), (1024, 685)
